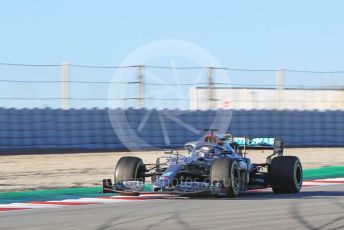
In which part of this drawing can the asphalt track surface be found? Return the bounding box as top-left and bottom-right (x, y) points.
(0, 185), (343, 230)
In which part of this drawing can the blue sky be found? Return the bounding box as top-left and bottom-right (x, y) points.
(0, 1), (344, 108)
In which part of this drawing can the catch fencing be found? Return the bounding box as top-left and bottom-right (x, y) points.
(1, 63), (344, 110)
(0, 62), (343, 152)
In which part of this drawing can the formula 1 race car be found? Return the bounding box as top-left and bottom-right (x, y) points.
(103, 129), (303, 197)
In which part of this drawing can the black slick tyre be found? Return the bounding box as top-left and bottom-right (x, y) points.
(270, 156), (303, 193)
(114, 156), (145, 184)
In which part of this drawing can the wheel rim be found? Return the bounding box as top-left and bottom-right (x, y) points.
(295, 164), (302, 187)
(232, 165), (240, 192)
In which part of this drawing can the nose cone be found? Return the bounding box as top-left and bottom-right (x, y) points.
(153, 164), (182, 190)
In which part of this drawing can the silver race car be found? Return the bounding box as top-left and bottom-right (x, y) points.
(103, 129), (303, 197)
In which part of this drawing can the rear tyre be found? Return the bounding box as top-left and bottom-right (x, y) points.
(114, 156), (145, 184)
(211, 158), (240, 197)
(270, 156), (302, 193)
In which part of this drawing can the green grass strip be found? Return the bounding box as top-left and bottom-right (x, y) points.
(0, 187), (101, 200)
(303, 165), (344, 180)
(0, 187), (103, 203)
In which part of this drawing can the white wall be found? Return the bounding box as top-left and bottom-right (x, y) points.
(190, 87), (344, 110)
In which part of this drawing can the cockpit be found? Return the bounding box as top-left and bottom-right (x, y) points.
(184, 132), (240, 159)
(185, 142), (238, 159)
(194, 145), (223, 158)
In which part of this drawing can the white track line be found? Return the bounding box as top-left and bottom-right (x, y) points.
(0, 203), (64, 209)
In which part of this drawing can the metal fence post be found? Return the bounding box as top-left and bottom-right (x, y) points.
(136, 65), (144, 108)
(208, 67), (215, 109)
(276, 69), (285, 109)
(61, 63), (70, 109)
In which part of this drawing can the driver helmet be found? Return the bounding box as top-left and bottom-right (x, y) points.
(204, 135), (217, 144)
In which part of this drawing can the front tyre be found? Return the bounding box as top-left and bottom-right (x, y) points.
(270, 156), (303, 193)
(211, 158), (240, 197)
(114, 156), (145, 184)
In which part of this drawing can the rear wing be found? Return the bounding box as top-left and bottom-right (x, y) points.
(233, 137), (283, 156)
